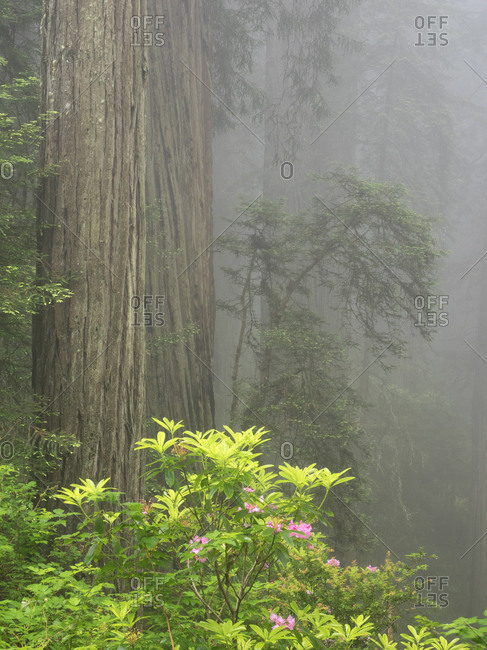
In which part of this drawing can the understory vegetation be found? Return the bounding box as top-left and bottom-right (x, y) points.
(0, 418), (482, 648)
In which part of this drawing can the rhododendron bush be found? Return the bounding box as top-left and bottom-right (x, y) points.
(0, 419), (473, 648)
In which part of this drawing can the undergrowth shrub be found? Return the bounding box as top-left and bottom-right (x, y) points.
(0, 420), (474, 649)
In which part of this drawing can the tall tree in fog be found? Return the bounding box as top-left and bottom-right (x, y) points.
(262, 0), (357, 196)
(33, 1), (147, 500)
(145, 0), (214, 430)
(219, 171), (443, 550)
(355, 2), (455, 207)
(259, 0), (358, 398)
(212, 0), (366, 550)
(144, 0), (354, 431)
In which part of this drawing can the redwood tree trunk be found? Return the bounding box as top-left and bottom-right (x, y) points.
(33, 0), (147, 501)
(145, 0), (214, 430)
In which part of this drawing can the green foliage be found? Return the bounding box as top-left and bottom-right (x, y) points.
(439, 610), (487, 647)
(0, 420), (473, 648)
(370, 625), (470, 650)
(0, 4), (66, 456)
(0, 0), (42, 84)
(0, 564), (146, 649)
(315, 170), (442, 352)
(199, 608), (376, 649)
(220, 170), (442, 372)
(0, 465), (68, 602)
(265, 543), (427, 635)
(0, 60), (71, 459)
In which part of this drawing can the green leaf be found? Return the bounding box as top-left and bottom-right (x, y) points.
(112, 537), (123, 555)
(94, 516), (104, 535)
(275, 547), (290, 566)
(84, 543), (96, 565)
(223, 483), (234, 499)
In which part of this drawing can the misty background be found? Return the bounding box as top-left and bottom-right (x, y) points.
(210, 0), (487, 618)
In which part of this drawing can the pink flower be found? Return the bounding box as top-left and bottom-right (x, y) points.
(327, 558), (340, 567)
(270, 612), (296, 630)
(367, 565), (377, 572)
(266, 519), (283, 533)
(244, 502), (261, 513)
(288, 520), (312, 539)
(272, 617), (286, 629)
(308, 545), (314, 549)
(306, 589), (311, 594)
(243, 486), (255, 493)
(189, 535), (210, 563)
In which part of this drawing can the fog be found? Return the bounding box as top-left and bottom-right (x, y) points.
(211, 0), (487, 617)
